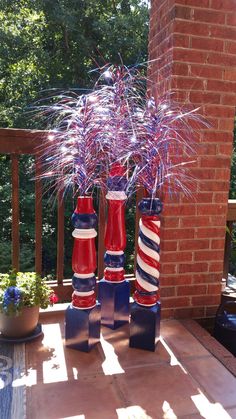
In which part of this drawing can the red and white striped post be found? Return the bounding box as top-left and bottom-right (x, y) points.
(130, 197), (162, 351)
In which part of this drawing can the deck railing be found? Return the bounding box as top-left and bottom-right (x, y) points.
(0, 128), (140, 300)
(1, 128), (234, 300)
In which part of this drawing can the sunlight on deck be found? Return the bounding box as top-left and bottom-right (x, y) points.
(100, 334), (125, 375)
(162, 401), (177, 419)
(42, 323), (68, 384)
(116, 406), (152, 418)
(159, 336), (187, 370)
(191, 392), (232, 419)
(18, 318), (236, 419)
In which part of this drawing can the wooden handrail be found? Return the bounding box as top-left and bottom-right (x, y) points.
(0, 128), (46, 154)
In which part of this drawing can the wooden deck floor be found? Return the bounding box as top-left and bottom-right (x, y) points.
(1, 308), (236, 419)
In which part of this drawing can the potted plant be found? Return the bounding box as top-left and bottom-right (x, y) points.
(0, 271), (57, 338)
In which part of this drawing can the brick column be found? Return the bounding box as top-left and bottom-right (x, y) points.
(149, 0), (236, 319)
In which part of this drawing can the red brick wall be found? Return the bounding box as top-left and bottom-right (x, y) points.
(149, 0), (236, 319)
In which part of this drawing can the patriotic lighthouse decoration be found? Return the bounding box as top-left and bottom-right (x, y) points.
(65, 196), (101, 352)
(130, 198), (162, 351)
(98, 163), (130, 329)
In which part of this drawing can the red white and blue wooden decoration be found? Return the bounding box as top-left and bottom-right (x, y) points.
(71, 196), (97, 309)
(134, 198), (162, 307)
(65, 196), (101, 352)
(98, 163), (130, 329)
(130, 197), (162, 351)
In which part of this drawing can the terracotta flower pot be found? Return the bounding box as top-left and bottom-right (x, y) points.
(0, 306), (40, 338)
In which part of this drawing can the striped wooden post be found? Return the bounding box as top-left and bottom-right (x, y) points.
(130, 197), (162, 351)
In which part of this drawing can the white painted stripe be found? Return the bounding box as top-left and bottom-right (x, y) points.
(72, 228), (97, 239)
(138, 238), (160, 262)
(136, 271), (158, 292)
(73, 290), (94, 296)
(137, 254), (160, 279)
(106, 250), (124, 255)
(139, 221), (160, 244)
(74, 272), (94, 278)
(106, 191), (127, 200)
(105, 267), (123, 272)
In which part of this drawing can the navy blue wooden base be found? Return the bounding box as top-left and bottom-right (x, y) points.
(65, 303), (101, 352)
(129, 302), (161, 351)
(98, 279), (130, 329)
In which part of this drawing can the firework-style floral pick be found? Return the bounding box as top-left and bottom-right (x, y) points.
(93, 64), (207, 198)
(38, 92), (109, 196)
(90, 64), (146, 190)
(129, 95), (208, 199)
(36, 64), (144, 196)
(36, 62), (207, 198)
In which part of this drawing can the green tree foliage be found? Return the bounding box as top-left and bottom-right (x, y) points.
(0, 0), (149, 128)
(0, 0), (149, 275)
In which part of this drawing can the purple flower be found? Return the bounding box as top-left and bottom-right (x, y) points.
(3, 286), (22, 313)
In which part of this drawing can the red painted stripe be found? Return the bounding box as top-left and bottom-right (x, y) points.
(72, 292), (96, 308)
(142, 216), (160, 236)
(142, 215), (160, 222)
(104, 268), (125, 282)
(137, 246), (160, 270)
(134, 290), (159, 306)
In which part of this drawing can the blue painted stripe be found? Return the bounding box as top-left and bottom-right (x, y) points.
(72, 275), (96, 292)
(138, 198), (163, 215)
(104, 252), (125, 268)
(71, 213), (97, 229)
(139, 230), (160, 253)
(136, 264), (159, 288)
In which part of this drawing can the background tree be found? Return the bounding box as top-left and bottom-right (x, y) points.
(0, 0), (149, 127)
